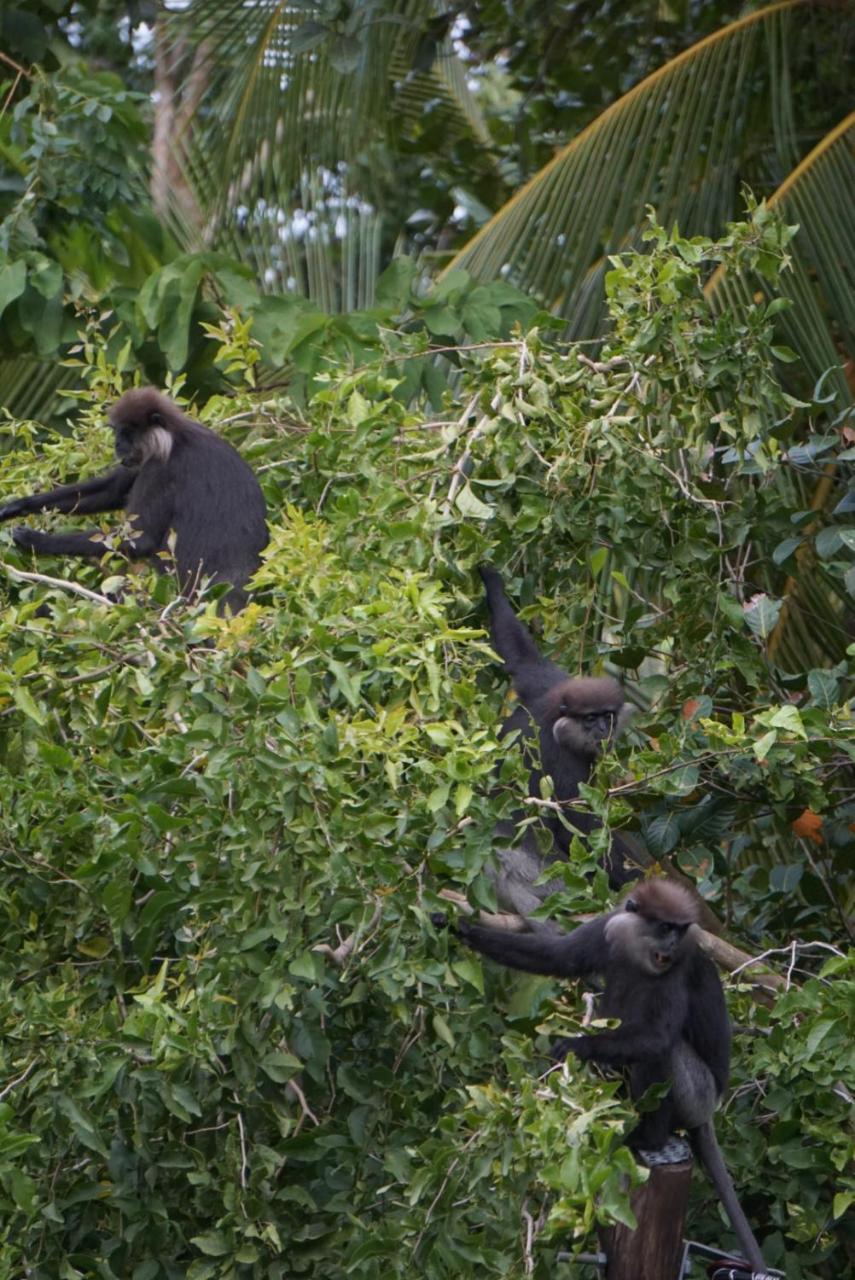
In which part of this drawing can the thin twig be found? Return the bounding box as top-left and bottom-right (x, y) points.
(785, 940), (797, 991)
(313, 898), (383, 966)
(445, 393), (484, 505)
(413, 1130), (481, 1254)
(3, 564), (114, 606)
(62, 662), (123, 685)
(0, 1060), (37, 1102)
(236, 1111), (248, 1190)
(577, 352), (630, 374)
(522, 1201), (536, 1275)
(286, 1074), (319, 1133)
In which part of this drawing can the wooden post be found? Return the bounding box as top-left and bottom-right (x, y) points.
(599, 1159), (693, 1280)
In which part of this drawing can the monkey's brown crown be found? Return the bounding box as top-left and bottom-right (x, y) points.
(625, 879), (698, 925)
(109, 387), (179, 430)
(543, 676), (624, 717)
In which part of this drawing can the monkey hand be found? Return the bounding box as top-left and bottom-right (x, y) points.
(565, 1035), (596, 1061)
(430, 911), (450, 930)
(10, 526), (42, 550)
(478, 563), (501, 587)
(0, 498), (27, 521)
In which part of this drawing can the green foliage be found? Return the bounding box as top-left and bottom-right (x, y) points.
(0, 217), (852, 1277)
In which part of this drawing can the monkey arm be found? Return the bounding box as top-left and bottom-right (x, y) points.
(12, 492), (171, 561)
(480, 566), (570, 711)
(570, 982), (688, 1067)
(481, 566), (549, 670)
(568, 1023), (675, 1067)
(0, 467), (136, 521)
(457, 915), (608, 977)
(683, 952), (731, 1095)
(12, 527), (127, 558)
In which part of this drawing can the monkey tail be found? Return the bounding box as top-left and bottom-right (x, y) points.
(691, 1123), (766, 1274)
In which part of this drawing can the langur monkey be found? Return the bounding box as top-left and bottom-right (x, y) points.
(480, 566), (640, 929)
(450, 879), (768, 1275)
(1, 388), (268, 613)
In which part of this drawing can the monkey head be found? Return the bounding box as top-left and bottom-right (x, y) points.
(109, 388), (177, 466)
(543, 676), (630, 759)
(605, 879), (698, 976)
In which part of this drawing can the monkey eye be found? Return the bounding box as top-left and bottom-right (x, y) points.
(655, 922), (674, 939)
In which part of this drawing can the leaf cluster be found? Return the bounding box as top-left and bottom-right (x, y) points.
(0, 215), (852, 1277)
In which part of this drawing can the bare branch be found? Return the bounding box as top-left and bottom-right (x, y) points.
(313, 899), (383, 965)
(3, 564), (114, 606)
(0, 1060), (37, 1102)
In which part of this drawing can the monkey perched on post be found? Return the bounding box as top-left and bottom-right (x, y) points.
(480, 566), (641, 928)
(0, 388), (268, 613)
(448, 879), (768, 1275)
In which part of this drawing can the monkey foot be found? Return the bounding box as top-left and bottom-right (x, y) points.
(636, 1135), (692, 1165)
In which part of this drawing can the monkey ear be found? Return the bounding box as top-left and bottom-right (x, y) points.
(149, 411), (164, 427)
(625, 897), (639, 913)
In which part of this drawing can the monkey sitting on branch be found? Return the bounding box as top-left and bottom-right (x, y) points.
(444, 878), (769, 1275)
(0, 388), (268, 614)
(479, 565), (643, 927)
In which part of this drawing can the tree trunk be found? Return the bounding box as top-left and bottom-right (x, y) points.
(151, 18), (210, 235)
(599, 1159), (692, 1280)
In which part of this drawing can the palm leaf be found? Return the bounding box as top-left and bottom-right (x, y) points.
(706, 115), (855, 670)
(707, 112), (855, 403)
(443, 1), (832, 334)
(164, 1), (495, 308)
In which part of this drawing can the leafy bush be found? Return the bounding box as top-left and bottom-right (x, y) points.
(0, 211), (851, 1278)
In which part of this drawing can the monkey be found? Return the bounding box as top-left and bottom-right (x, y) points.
(447, 879), (768, 1275)
(479, 565), (641, 927)
(0, 388), (268, 613)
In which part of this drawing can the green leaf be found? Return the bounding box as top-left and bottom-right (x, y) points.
(454, 485), (494, 519)
(766, 705), (807, 738)
(432, 1012), (454, 1049)
(12, 686), (46, 725)
(753, 729), (777, 762)
(807, 669), (839, 708)
(0, 260), (26, 319)
(742, 594), (782, 638)
(260, 1052), (302, 1083)
(190, 1233), (231, 1257)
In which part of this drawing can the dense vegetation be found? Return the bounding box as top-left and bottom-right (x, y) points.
(0, 214), (852, 1278)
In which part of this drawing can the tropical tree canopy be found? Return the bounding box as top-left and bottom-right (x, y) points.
(0, 6), (853, 1278)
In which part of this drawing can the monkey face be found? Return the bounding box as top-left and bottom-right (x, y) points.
(543, 678), (628, 760)
(113, 423), (143, 465)
(552, 707), (618, 758)
(112, 415), (171, 467)
(606, 901), (692, 976)
(646, 921), (689, 972)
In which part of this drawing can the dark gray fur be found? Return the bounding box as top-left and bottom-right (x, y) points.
(480, 566), (640, 930)
(455, 880), (766, 1274)
(0, 388), (268, 613)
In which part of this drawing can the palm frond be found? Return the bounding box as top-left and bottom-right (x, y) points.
(163, 1), (494, 307)
(708, 112), (855, 402)
(706, 114), (855, 671)
(443, 1), (821, 333)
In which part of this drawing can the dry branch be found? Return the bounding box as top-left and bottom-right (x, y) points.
(313, 899), (383, 965)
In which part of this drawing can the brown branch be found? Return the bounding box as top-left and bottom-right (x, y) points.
(313, 899), (383, 965)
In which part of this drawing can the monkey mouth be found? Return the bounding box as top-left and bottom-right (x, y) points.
(653, 952), (671, 969)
